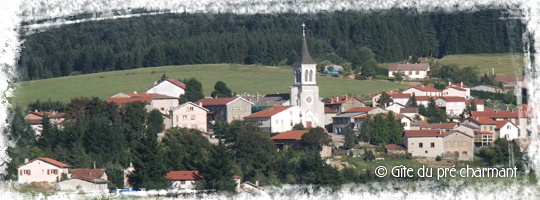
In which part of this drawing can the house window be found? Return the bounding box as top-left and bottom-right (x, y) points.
(245, 107), (248, 111)
(490, 126), (493, 131)
(462, 151), (468, 156)
(191, 115), (195, 120)
(276, 119), (278, 124)
(462, 141), (468, 147)
(445, 141), (451, 147)
(290, 111), (293, 115)
(181, 181), (186, 184)
(232, 107), (235, 111)
(21, 170), (30, 175)
(507, 125), (510, 129)
(189, 107), (194, 111)
(238, 107), (241, 111)
(454, 141), (459, 147)
(176, 116), (179, 123)
(48, 169), (58, 175)
(416, 71), (419, 75)
(483, 126), (487, 131)
(161, 107), (165, 111)
(431, 143), (435, 148)
(419, 143), (423, 148)
(291, 120), (293, 126)
(425, 150), (428, 154)
(183, 115), (187, 120)
(402, 122), (408, 127)
(41, 169), (44, 174)
(299, 113), (303, 118)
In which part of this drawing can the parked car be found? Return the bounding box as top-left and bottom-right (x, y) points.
(363, 154), (375, 161)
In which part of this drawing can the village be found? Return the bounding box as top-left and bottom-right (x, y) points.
(13, 25), (538, 198)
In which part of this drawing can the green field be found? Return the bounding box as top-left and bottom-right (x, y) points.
(0, 185), (163, 200)
(347, 158), (540, 199)
(11, 64), (409, 108)
(437, 53), (525, 76)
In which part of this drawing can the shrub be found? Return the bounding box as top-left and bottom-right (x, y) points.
(436, 155), (442, 161)
(364, 149), (373, 157)
(374, 75), (388, 80)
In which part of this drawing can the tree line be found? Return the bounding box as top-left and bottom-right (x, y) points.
(18, 9), (524, 81)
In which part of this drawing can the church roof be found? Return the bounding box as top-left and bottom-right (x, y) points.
(293, 36), (316, 66)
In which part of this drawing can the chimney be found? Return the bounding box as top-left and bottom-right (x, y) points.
(344, 94), (347, 100)
(331, 98), (334, 103)
(439, 129), (442, 135)
(134, 91), (137, 94)
(255, 181), (259, 187)
(448, 81), (452, 86)
(422, 85), (425, 87)
(390, 91), (393, 93)
(256, 92), (259, 102)
(93, 161), (96, 169)
(24, 158), (29, 163)
(199, 102), (203, 107)
(337, 97), (339, 102)
(154, 81), (157, 85)
(461, 82), (463, 88)
(492, 68), (495, 75)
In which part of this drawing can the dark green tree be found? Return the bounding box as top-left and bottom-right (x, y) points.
(180, 78), (205, 104)
(292, 123), (306, 130)
(343, 128), (357, 149)
(211, 81), (233, 98)
(409, 93), (418, 108)
(393, 70), (404, 82)
(358, 114), (374, 143)
(377, 92), (393, 108)
(300, 127), (332, 151)
(159, 74), (168, 82)
(128, 131), (170, 190)
(147, 109), (164, 137)
(196, 139), (237, 194)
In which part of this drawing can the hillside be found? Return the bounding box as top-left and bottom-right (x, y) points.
(437, 53), (525, 76)
(11, 64), (409, 108)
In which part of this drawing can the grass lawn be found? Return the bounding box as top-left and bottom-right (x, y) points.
(10, 64), (409, 108)
(347, 158), (540, 199)
(0, 185), (163, 200)
(437, 53), (525, 76)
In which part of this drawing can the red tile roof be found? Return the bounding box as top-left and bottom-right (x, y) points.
(512, 138), (540, 151)
(27, 111), (66, 119)
(248, 106), (293, 118)
(404, 130), (442, 137)
(343, 107), (376, 113)
(468, 116), (497, 125)
(71, 169), (107, 181)
(195, 97), (245, 106)
(325, 96), (364, 105)
(519, 104), (538, 118)
(494, 120), (516, 129)
(404, 86), (441, 92)
(519, 104), (540, 111)
(400, 108), (418, 113)
(494, 76), (525, 82)
(270, 130), (309, 140)
(450, 83), (471, 88)
(17, 157), (70, 168)
(428, 123), (458, 129)
(388, 64), (429, 71)
(385, 144), (406, 151)
(166, 79), (186, 89)
(474, 131), (493, 135)
(390, 93), (411, 98)
(324, 107), (336, 113)
(471, 110), (519, 118)
(415, 96), (432, 101)
(466, 99), (484, 105)
(439, 96), (466, 102)
(107, 93), (156, 104)
(166, 171), (199, 180)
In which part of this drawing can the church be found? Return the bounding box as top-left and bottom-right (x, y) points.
(288, 23), (325, 128)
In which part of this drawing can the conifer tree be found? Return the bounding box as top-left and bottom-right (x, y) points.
(180, 78), (205, 103)
(197, 139), (237, 194)
(410, 93), (418, 108)
(128, 131), (169, 190)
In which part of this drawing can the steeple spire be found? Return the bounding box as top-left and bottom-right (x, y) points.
(293, 22), (316, 66)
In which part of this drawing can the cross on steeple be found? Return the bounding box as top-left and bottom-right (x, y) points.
(302, 22), (306, 37)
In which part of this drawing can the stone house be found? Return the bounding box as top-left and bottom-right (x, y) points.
(17, 157), (70, 184)
(269, 130), (332, 157)
(25, 111), (66, 135)
(324, 95), (366, 114)
(385, 144), (407, 154)
(442, 130), (474, 161)
(324, 107), (337, 132)
(195, 97), (253, 123)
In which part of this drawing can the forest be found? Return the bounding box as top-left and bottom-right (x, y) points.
(18, 8), (525, 81)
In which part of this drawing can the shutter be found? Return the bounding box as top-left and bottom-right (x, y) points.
(55, 170), (58, 175)
(20, 170), (22, 175)
(28, 170), (31, 175)
(47, 169), (50, 175)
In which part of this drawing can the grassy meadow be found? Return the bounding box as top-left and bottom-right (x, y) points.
(437, 53), (525, 76)
(347, 158), (540, 199)
(0, 185), (163, 200)
(11, 64), (409, 108)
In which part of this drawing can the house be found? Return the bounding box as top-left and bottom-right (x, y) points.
(324, 107), (337, 132)
(403, 130), (444, 158)
(494, 120), (520, 140)
(494, 76), (526, 87)
(372, 92), (410, 107)
(166, 171), (242, 191)
(512, 138), (540, 151)
(402, 86), (441, 97)
(145, 79), (186, 98)
(517, 104), (538, 137)
(380, 112), (416, 131)
(237, 181), (271, 199)
(196, 97), (253, 123)
(247, 106), (311, 133)
(269, 130), (332, 157)
(400, 107), (419, 118)
(388, 64), (430, 81)
(442, 84), (470, 98)
(334, 107), (388, 134)
(385, 144), (407, 154)
(460, 116), (500, 146)
(471, 111), (538, 138)
(415, 96), (433, 107)
(436, 96), (466, 116)
(25, 111), (66, 135)
(385, 103), (407, 114)
(465, 99), (485, 112)
(324, 95), (366, 114)
(58, 169), (108, 193)
(107, 92), (179, 115)
(254, 93), (291, 107)
(323, 64), (342, 75)
(417, 122), (458, 132)
(471, 85), (504, 93)
(442, 130), (474, 161)
(17, 157), (70, 184)
(169, 102), (209, 133)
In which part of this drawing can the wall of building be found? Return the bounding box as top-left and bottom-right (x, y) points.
(171, 104), (208, 132)
(498, 123), (520, 140)
(269, 107), (306, 133)
(443, 133), (474, 161)
(18, 161), (68, 184)
(405, 136), (444, 158)
(445, 101), (466, 116)
(227, 100), (252, 122)
(151, 99), (179, 115)
(58, 179), (108, 193)
(146, 81), (185, 98)
(341, 99), (365, 112)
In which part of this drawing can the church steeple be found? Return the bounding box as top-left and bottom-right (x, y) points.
(293, 23), (316, 66)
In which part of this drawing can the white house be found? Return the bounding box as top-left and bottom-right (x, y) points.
(58, 178), (108, 193)
(442, 85), (470, 98)
(241, 181), (270, 200)
(385, 103), (407, 114)
(495, 121), (520, 140)
(402, 86), (442, 97)
(388, 64), (430, 81)
(145, 79), (186, 98)
(17, 157), (70, 184)
(170, 102), (209, 132)
(403, 130), (444, 158)
(247, 105), (312, 133)
(372, 92), (410, 107)
(107, 92), (179, 115)
(166, 171), (242, 191)
(436, 96), (466, 117)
